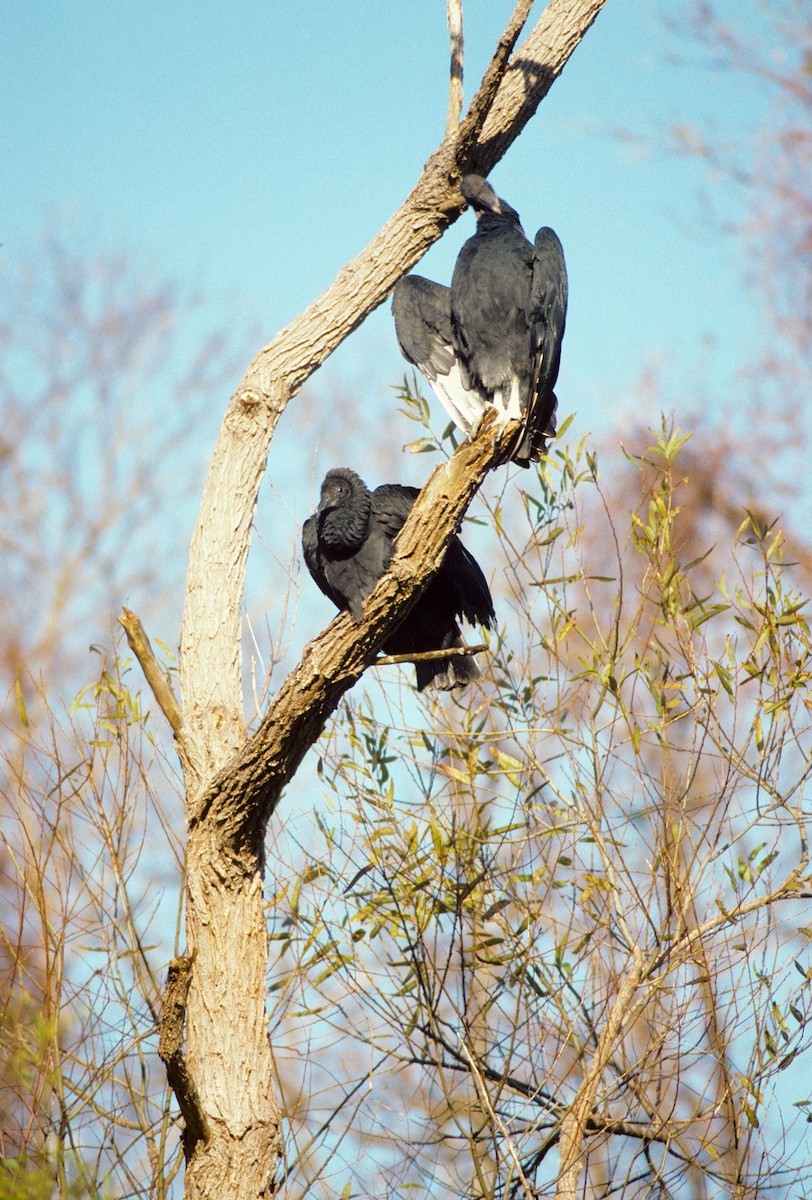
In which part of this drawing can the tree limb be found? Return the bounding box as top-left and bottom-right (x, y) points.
(177, 0), (610, 799)
(158, 954), (210, 1158)
(455, 0), (534, 165)
(118, 607), (184, 738)
(375, 643), (489, 667)
(555, 950), (647, 1200)
(457, 1031), (536, 1200)
(188, 415), (516, 844)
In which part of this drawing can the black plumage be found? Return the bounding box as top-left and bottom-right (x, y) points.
(302, 468), (494, 692)
(392, 276), (483, 435)
(392, 173), (568, 467)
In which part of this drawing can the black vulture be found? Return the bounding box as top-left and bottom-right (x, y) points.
(392, 173), (568, 467)
(302, 468), (494, 691)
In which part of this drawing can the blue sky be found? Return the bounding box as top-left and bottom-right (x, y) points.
(2, 0), (787, 658)
(4, 1), (773, 443)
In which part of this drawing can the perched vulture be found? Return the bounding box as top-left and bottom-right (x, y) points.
(392, 173), (568, 467)
(302, 468), (494, 691)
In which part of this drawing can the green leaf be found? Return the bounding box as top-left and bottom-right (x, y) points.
(14, 679), (28, 728)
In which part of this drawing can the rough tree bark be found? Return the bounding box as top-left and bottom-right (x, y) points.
(122, 1), (610, 1196)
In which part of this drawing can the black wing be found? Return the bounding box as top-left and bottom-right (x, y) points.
(437, 537), (496, 630)
(302, 514), (341, 609)
(371, 483), (418, 541)
(405, 529), (495, 690)
(372, 483), (495, 691)
(392, 277), (455, 377)
(392, 276), (486, 434)
(520, 226), (568, 462)
(374, 484), (494, 629)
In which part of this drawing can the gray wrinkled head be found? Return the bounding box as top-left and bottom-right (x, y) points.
(317, 468), (371, 551)
(460, 174), (520, 225)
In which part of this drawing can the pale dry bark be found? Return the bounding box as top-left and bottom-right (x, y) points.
(124, 2), (612, 1196)
(446, 0), (465, 136)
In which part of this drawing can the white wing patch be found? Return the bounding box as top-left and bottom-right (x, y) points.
(430, 361), (488, 433)
(491, 378), (523, 424)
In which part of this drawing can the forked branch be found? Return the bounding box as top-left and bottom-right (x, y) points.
(176, 0), (611, 794)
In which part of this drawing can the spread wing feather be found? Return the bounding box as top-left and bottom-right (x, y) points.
(392, 276), (487, 433)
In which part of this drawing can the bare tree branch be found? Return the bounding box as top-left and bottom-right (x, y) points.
(157, 955), (209, 1157)
(375, 643), (489, 667)
(445, 0), (464, 136)
(455, 0), (535, 165)
(177, 0), (610, 797)
(457, 1031), (537, 1200)
(556, 952), (647, 1200)
(118, 607), (184, 738)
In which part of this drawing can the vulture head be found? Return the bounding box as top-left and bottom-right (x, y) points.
(315, 468), (372, 553)
(460, 174), (521, 226)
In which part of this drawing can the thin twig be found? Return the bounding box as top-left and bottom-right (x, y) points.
(446, 0), (464, 135)
(118, 607), (184, 738)
(457, 1031), (537, 1200)
(375, 643), (489, 667)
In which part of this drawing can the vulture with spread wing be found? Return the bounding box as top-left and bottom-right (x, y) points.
(392, 174), (567, 466)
